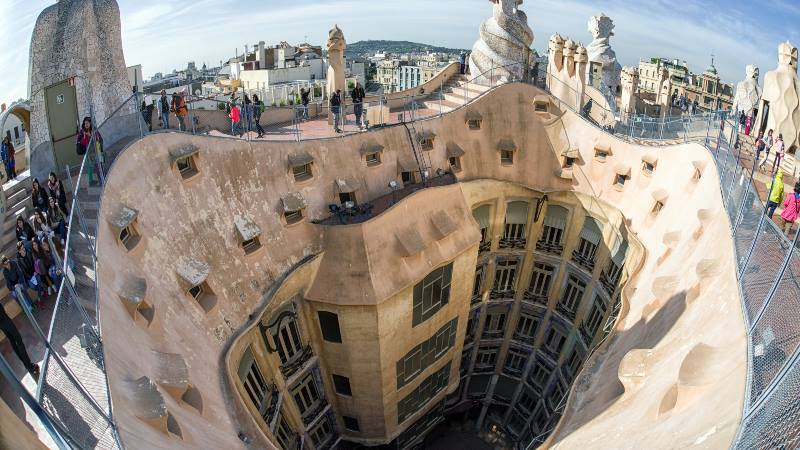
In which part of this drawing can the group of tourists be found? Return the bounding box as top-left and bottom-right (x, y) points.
(753, 129), (785, 174)
(329, 81), (366, 133)
(765, 169), (800, 237)
(140, 89), (189, 132)
(227, 94), (267, 138)
(0, 173), (70, 380)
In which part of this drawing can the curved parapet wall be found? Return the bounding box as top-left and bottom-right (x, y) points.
(95, 82), (745, 448)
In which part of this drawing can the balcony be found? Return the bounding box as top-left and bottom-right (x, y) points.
(482, 329), (505, 340)
(536, 240), (563, 256)
(513, 333), (537, 347)
(499, 237), (527, 250)
(523, 289), (549, 306)
(555, 303), (577, 322)
(579, 325), (595, 347)
(489, 289), (515, 301)
(503, 365), (524, 379)
(280, 344), (314, 379)
(599, 271), (618, 295)
(302, 399), (330, 427)
(259, 385), (281, 426)
(473, 363), (495, 374)
(471, 293), (483, 305)
(479, 240), (491, 254)
(572, 251), (596, 273)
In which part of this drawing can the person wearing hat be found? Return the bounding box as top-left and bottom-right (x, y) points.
(0, 255), (40, 379)
(158, 89), (171, 129)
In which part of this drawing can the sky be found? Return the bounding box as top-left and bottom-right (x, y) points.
(1, 0), (799, 105)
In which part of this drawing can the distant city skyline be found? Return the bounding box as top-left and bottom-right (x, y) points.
(2, 0), (797, 104)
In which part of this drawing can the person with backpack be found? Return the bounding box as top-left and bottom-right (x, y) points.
(780, 185), (800, 236)
(158, 89), (171, 129)
(766, 169), (785, 219)
(1, 136), (16, 180)
(351, 81), (366, 129)
(76, 116), (104, 185)
(330, 89), (342, 133)
(172, 91), (189, 131)
(253, 94), (266, 138)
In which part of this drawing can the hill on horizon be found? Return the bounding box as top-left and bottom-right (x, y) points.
(346, 40), (468, 57)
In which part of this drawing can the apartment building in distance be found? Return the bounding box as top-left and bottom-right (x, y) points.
(637, 57), (733, 111)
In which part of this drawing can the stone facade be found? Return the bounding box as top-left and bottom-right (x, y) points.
(756, 42), (800, 151)
(28, 0), (133, 178)
(585, 13), (622, 94)
(326, 25), (346, 124)
(470, 0), (534, 84)
(620, 66), (639, 115)
(547, 35), (588, 112)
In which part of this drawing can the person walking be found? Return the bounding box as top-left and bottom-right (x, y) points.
(229, 101), (242, 136)
(158, 89), (171, 129)
(0, 262), (40, 380)
(351, 81), (366, 129)
(141, 95), (154, 132)
(330, 89), (342, 133)
(243, 94), (254, 134)
(172, 91), (189, 132)
(76, 117), (104, 185)
(780, 185), (800, 236)
(253, 94), (266, 138)
(766, 169), (785, 218)
(759, 129), (774, 172)
(771, 134), (785, 174)
(1, 136), (16, 180)
(300, 87), (311, 121)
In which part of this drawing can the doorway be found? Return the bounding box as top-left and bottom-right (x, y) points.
(45, 80), (81, 171)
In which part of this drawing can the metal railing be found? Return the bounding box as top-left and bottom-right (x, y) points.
(2, 59), (793, 450)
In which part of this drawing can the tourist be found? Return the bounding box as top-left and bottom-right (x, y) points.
(771, 134), (785, 174)
(76, 117), (104, 185)
(172, 91), (189, 132)
(459, 52), (466, 75)
(766, 169), (785, 218)
(46, 197), (67, 247)
(158, 89), (171, 129)
(780, 185), (800, 237)
(39, 240), (62, 287)
(31, 209), (51, 240)
(300, 87), (311, 120)
(141, 95), (154, 132)
(16, 242), (35, 289)
(229, 101), (242, 136)
(31, 178), (49, 213)
(243, 94), (254, 134)
(330, 89), (342, 133)
(253, 94), (266, 138)
(0, 267), (40, 379)
(1, 136), (16, 180)
(31, 240), (55, 297)
(46, 172), (68, 214)
(351, 81), (366, 129)
(759, 129), (774, 172)
(754, 131), (765, 166)
(15, 217), (35, 243)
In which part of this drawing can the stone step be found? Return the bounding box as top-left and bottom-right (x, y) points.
(422, 99), (459, 114)
(5, 187), (29, 208)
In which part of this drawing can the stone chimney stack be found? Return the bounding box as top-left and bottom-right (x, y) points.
(620, 66), (639, 115)
(575, 44), (589, 111)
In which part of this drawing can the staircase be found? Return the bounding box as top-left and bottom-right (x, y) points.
(419, 75), (493, 114)
(0, 171), (32, 325)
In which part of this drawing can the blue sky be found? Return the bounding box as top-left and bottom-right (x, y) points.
(1, 0), (798, 105)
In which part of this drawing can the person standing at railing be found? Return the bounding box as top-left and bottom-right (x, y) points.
(158, 89), (171, 129)
(229, 101), (242, 136)
(351, 81), (365, 130)
(0, 257), (40, 380)
(330, 89), (342, 133)
(0, 136), (16, 180)
(771, 134), (785, 174)
(766, 169), (785, 219)
(780, 185), (800, 237)
(172, 91), (188, 132)
(253, 94), (265, 138)
(300, 87), (311, 121)
(77, 117), (104, 185)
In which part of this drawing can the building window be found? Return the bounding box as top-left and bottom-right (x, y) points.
(614, 174), (627, 187)
(466, 311), (480, 342)
(537, 206), (568, 255)
(188, 282), (215, 313)
(176, 155), (199, 179)
(343, 416), (360, 432)
(339, 192), (356, 205)
(397, 361), (451, 424)
(563, 156), (576, 169)
(516, 388), (537, 415)
(468, 119), (481, 130)
(475, 346), (498, 372)
(274, 411), (296, 449)
(366, 152), (381, 166)
(504, 347), (527, 376)
(525, 263), (554, 304)
(566, 349), (583, 376)
(544, 328), (567, 358)
(534, 101), (548, 112)
(557, 275), (586, 321)
(292, 163), (313, 182)
(472, 265), (484, 304)
(594, 147), (610, 161)
(397, 318), (458, 388)
(582, 295), (608, 342)
(500, 201), (528, 249)
(332, 374), (352, 396)
(269, 314), (305, 366)
(528, 360), (552, 393)
(472, 205), (491, 253)
(284, 209), (304, 225)
(492, 258), (518, 298)
(573, 218), (602, 272)
(412, 263), (453, 327)
(242, 236), (261, 254)
(419, 136), (434, 151)
(652, 200), (665, 214)
(482, 308), (507, 339)
(460, 349), (473, 377)
(515, 312), (540, 342)
(309, 415), (333, 447)
(238, 347), (272, 423)
(449, 156), (461, 171)
(642, 161), (655, 175)
(291, 372), (323, 424)
(501, 149), (514, 165)
(318, 311), (342, 343)
(601, 240), (627, 294)
(401, 171), (414, 184)
(119, 224), (140, 251)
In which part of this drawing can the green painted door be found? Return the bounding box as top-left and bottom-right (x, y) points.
(45, 80), (81, 171)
